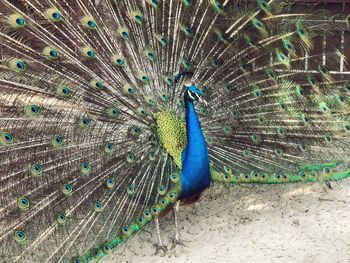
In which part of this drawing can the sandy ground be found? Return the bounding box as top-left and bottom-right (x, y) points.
(104, 180), (350, 263)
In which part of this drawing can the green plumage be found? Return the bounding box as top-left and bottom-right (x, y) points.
(156, 111), (186, 169)
(0, 0), (349, 262)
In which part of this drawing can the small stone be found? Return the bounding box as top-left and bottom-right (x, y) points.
(292, 219), (300, 227)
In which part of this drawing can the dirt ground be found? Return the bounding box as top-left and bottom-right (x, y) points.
(104, 180), (350, 263)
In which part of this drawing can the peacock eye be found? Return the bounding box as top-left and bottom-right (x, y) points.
(87, 20), (95, 27)
(2, 132), (13, 143)
(52, 12), (61, 20)
(14, 230), (27, 243)
(17, 62), (24, 69)
(183, 61), (190, 68)
(16, 18), (24, 26)
(255, 21), (262, 28)
(325, 135), (332, 143)
(50, 50), (58, 58)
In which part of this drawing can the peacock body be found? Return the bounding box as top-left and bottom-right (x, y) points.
(0, 0), (350, 262)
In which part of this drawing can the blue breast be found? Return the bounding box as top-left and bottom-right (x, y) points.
(179, 98), (211, 199)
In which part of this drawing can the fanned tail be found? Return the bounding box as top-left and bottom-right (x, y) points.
(1, 1), (350, 262)
(0, 1), (182, 262)
(185, 2), (350, 184)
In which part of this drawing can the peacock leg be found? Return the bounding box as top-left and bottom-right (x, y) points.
(171, 200), (186, 249)
(154, 218), (167, 254)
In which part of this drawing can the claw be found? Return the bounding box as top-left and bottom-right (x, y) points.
(154, 244), (168, 254)
(171, 238), (188, 249)
(326, 181), (333, 190)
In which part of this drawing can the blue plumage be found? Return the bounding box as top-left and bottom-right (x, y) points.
(180, 86), (211, 199)
(1, 1), (350, 262)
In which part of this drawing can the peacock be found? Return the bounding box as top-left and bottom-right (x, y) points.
(0, 0), (350, 262)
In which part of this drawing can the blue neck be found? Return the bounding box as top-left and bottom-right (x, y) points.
(179, 99), (211, 199)
(184, 100), (207, 155)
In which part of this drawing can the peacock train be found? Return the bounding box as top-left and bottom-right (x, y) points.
(0, 0), (349, 262)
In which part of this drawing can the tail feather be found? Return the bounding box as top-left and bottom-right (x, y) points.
(0, 0), (350, 262)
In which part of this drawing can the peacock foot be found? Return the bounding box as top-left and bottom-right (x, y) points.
(154, 243), (168, 254)
(170, 238), (188, 249)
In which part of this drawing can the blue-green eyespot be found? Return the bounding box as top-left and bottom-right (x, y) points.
(29, 163), (42, 177)
(45, 8), (62, 22)
(61, 184), (73, 195)
(1, 132), (14, 145)
(57, 212), (67, 225)
(14, 230), (27, 243)
(51, 135), (63, 147)
(17, 197), (30, 211)
(81, 162), (91, 175)
(8, 13), (27, 28)
(81, 16), (96, 29)
(9, 58), (27, 73)
(94, 201), (103, 212)
(24, 104), (41, 117)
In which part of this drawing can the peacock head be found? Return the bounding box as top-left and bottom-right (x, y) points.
(184, 83), (206, 104)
